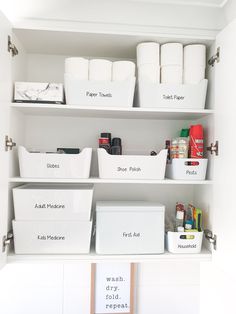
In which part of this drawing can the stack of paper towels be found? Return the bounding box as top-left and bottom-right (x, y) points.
(65, 57), (135, 82)
(137, 42), (206, 84)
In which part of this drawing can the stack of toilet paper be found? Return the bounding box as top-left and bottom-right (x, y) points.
(65, 57), (135, 82)
(137, 42), (206, 85)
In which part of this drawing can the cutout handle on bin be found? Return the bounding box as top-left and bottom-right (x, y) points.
(184, 161), (200, 166)
(179, 234), (195, 240)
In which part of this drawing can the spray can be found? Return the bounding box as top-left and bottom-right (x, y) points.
(189, 125), (204, 158)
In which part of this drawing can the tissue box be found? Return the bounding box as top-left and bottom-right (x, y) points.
(14, 82), (64, 103)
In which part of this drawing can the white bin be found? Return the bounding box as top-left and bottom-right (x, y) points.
(64, 74), (136, 107)
(18, 146), (92, 179)
(13, 220), (93, 254)
(137, 78), (208, 109)
(97, 148), (167, 180)
(167, 231), (203, 254)
(166, 158), (208, 180)
(96, 201), (165, 255)
(13, 184), (93, 221)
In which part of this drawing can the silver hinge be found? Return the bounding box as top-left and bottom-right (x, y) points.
(5, 135), (16, 151)
(208, 47), (220, 67)
(2, 231), (13, 253)
(204, 229), (217, 250)
(8, 35), (18, 57)
(207, 141), (219, 156)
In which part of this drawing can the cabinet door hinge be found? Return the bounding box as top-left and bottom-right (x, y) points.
(208, 47), (220, 67)
(8, 35), (18, 57)
(207, 141), (219, 156)
(5, 135), (16, 151)
(204, 229), (217, 250)
(2, 231), (13, 253)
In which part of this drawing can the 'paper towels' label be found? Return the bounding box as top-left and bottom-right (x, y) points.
(86, 91), (112, 98)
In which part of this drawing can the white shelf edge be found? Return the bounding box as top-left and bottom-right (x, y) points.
(7, 248), (212, 264)
(11, 103), (214, 120)
(9, 177), (213, 185)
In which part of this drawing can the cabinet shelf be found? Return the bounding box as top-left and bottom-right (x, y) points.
(11, 103), (214, 120)
(9, 177), (213, 185)
(7, 247), (211, 263)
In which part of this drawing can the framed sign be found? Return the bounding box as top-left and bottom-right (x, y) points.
(90, 263), (135, 314)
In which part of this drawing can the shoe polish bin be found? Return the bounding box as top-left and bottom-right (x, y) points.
(97, 148), (168, 180)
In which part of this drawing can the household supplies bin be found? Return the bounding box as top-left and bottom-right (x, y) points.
(167, 231), (203, 254)
(97, 148), (167, 180)
(96, 201), (165, 255)
(13, 184), (94, 221)
(13, 220), (93, 254)
(166, 158), (208, 180)
(137, 79), (208, 109)
(64, 75), (136, 107)
(18, 146), (92, 179)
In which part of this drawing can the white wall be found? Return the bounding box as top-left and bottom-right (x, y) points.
(223, 0), (236, 24)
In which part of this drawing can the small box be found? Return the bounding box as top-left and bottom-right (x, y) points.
(18, 146), (92, 179)
(13, 184), (93, 221)
(14, 82), (64, 104)
(96, 201), (165, 255)
(167, 231), (203, 254)
(13, 220), (93, 254)
(166, 158), (208, 180)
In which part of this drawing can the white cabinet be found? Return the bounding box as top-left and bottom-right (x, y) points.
(0, 8), (235, 312)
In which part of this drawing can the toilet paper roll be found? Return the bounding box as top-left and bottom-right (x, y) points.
(161, 43), (183, 66)
(184, 66), (205, 84)
(137, 42), (160, 67)
(89, 59), (112, 81)
(112, 61), (135, 81)
(161, 65), (183, 84)
(65, 57), (89, 80)
(138, 64), (160, 84)
(184, 45), (206, 67)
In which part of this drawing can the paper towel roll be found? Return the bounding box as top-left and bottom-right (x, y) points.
(184, 44), (206, 67)
(112, 61), (135, 81)
(138, 64), (160, 84)
(89, 59), (112, 81)
(137, 42), (160, 67)
(161, 65), (183, 84)
(161, 43), (183, 66)
(184, 66), (205, 84)
(65, 57), (89, 80)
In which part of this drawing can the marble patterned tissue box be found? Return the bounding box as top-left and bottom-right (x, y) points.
(14, 82), (64, 103)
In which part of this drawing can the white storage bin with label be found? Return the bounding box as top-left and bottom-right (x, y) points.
(13, 220), (93, 254)
(13, 184), (93, 221)
(167, 231), (203, 254)
(137, 78), (208, 109)
(64, 74), (136, 107)
(96, 201), (165, 255)
(166, 158), (208, 180)
(97, 148), (167, 180)
(18, 146), (92, 179)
